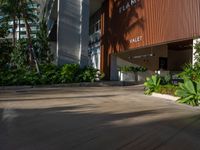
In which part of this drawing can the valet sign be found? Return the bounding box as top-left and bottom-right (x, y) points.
(119, 0), (138, 14)
(129, 36), (143, 44)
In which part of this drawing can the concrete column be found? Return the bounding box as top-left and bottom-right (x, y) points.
(57, 0), (89, 66)
(80, 0), (89, 68)
(110, 54), (119, 81)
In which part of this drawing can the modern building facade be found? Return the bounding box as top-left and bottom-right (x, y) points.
(39, 0), (200, 80)
(38, 0), (90, 66)
(99, 0), (200, 80)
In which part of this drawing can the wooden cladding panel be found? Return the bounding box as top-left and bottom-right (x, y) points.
(103, 0), (200, 52)
(100, 0), (200, 79)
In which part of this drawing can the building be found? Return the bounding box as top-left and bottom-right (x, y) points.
(98, 0), (200, 80)
(37, 0), (90, 66)
(39, 0), (200, 80)
(16, 2), (40, 39)
(0, 1), (40, 40)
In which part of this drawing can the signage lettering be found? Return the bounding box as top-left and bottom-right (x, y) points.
(129, 36), (142, 44)
(119, 0), (138, 14)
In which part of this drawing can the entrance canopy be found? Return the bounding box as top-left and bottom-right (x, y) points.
(116, 40), (193, 71)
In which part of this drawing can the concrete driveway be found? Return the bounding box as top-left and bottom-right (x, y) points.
(0, 85), (200, 150)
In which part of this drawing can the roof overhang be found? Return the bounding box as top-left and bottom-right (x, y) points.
(90, 0), (104, 17)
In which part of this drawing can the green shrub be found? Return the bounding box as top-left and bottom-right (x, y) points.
(144, 75), (161, 95)
(78, 67), (100, 82)
(179, 64), (200, 82)
(160, 74), (172, 85)
(10, 40), (28, 69)
(39, 64), (61, 84)
(175, 79), (200, 106)
(156, 84), (178, 96)
(60, 64), (80, 83)
(0, 64), (104, 86)
(119, 66), (147, 73)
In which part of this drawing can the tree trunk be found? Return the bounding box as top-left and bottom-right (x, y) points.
(24, 18), (40, 73)
(18, 16), (21, 40)
(12, 16), (16, 46)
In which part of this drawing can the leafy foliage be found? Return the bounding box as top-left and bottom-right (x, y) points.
(78, 67), (100, 82)
(160, 74), (172, 85)
(0, 40), (13, 69)
(10, 40), (28, 69)
(60, 64), (80, 83)
(156, 84), (178, 96)
(0, 64), (103, 86)
(179, 64), (200, 82)
(0, 23), (9, 38)
(119, 66), (147, 73)
(34, 9), (53, 64)
(144, 75), (161, 95)
(175, 79), (200, 106)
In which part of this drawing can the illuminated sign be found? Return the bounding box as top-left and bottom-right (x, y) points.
(129, 36), (142, 44)
(119, 0), (138, 14)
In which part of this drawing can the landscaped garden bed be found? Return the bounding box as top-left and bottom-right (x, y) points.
(144, 40), (200, 107)
(144, 69), (200, 107)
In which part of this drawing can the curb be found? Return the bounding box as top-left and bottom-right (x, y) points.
(152, 93), (179, 101)
(0, 81), (138, 90)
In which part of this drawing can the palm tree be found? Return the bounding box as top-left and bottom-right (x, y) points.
(1, 0), (40, 72)
(0, 0), (18, 46)
(14, 0), (39, 72)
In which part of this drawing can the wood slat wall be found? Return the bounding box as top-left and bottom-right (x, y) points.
(101, 0), (200, 78)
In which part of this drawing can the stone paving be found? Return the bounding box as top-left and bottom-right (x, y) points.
(0, 86), (200, 150)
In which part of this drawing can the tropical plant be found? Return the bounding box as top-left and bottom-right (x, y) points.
(180, 63), (200, 83)
(194, 40), (200, 64)
(0, 20), (12, 69)
(0, 39), (13, 69)
(175, 79), (200, 106)
(0, 0), (18, 46)
(160, 74), (172, 85)
(60, 64), (80, 83)
(0, 23), (9, 38)
(144, 75), (161, 95)
(78, 67), (100, 82)
(157, 84), (178, 96)
(34, 8), (53, 64)
(19, 0), (40, 72)
(10, 39), (28, 69)
(119, 66), (147, 73)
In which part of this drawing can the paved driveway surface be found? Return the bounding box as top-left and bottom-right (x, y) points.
(0, 86), (200, 150)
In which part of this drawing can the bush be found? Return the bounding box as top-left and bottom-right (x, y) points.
(40, 64), (61, 84)
(60, 64), (80, 83)
(119, 66), (147, 73)
(0, 64), (104, 86)
(160, 74), (172, 85)
(179, 64), (200, 82)
(78, 67), (101, 82)
(175, 79), (200, 106)
(10, 40), (28, 69)
(144, 75), (161, 95)
(0, 68), (38, 85)
(156, 84), (178, 96)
